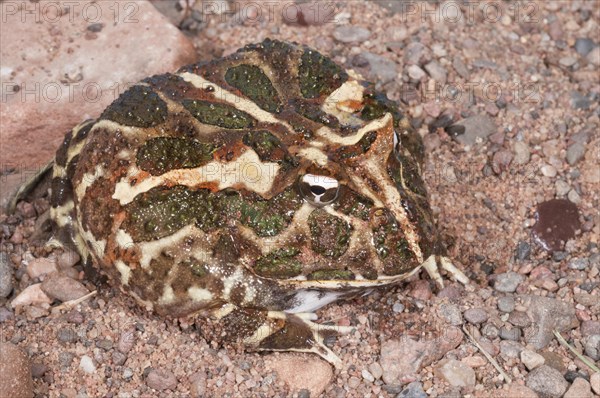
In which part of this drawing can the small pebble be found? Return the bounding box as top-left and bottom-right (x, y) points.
(564, 377), (592, 398)
(499, 326), (521, 341)
(508, 311), (532, 328)
(10, 283), (52, 308)
(526, 365), (569, 398)
(499, 340), (523, 358)
(118, 326), (137, 354)
(513, 141), (531, 165)
(584, 334), (600, 360)
(112, 351), (127, 366)
(438, 303), (463, 326)
(26, 257), (58, 280)
(552, 251), (568, 261)
(558, 56), (577, 67)
(40, 274), (89, 302)
(463, 308), (488, 324)
(566, 142), (586, 166)
(361, 369), (374, 383)
(450, 114), (497, 146)
(567, 189), (581, 204)
(571, 91), (591, 110)
(569, 258), (589, 270)
(555, 180), (571, 196)
(347, 376), (361, 388)
(574, 38), (596, 56)
(0, 253), (13, 298)
(368, 362), (383, 380)
(591, 372), (600, 395)
(435, 359), (475, 387)
(123, 368), (134, 379)
(398, 381), (427, 398)
(494, 272), (525, 293)
(57, 327), (77, 344)
(79, 355), (96, 374)
(520, 349), (545, 370)
(540, 164), (557, 177)
(146, 368), (177, 391)
(332, 25), (371, 43)
(424, 60), (447, 84)
(587, 46), (600, 65)
(360, 52), (398, 84)
(407, 64), (426, 80)
(515, 241), (531, 261)
(392, 302), (405, 313)
(497, 296), (516, 313)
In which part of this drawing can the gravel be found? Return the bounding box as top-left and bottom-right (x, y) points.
(0, 253), (13, 298)
(333, 25), (371, 43)
(494, 272), (525, 293)
(449, 114), (498, 146)
(360, 52), (398, 84)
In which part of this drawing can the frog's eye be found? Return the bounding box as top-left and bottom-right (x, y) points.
(298, 174), (340, 207)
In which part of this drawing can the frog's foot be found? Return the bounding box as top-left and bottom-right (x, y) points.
(216, 306), (353, 368)
(421, 255), (469, 288)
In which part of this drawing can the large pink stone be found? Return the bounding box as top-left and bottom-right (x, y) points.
(0, 0), (196, 173)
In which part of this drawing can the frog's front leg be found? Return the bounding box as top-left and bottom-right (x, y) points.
(212, 304), (353, 368)
(421, 254), (469, 288)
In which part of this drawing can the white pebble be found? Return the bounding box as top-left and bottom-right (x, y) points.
(79, 355), (96, 373)
(361, 369), (375, 383)
(520, 349), (544, 370)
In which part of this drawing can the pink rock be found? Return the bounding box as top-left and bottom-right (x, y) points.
(117, 325), (137, 354)
(57, 250), (81, 269)
(41, 274), (89, 302)
(10, 283), (52, 308)
(265, 354), (333, 396)
(0, 0), (196, 170)
(0, 342), (34, 398)
(380, 327), (462, 385)
(146, 369), (177, 391)
(26, 257), (58, 279)
(409, 279), (432, 301)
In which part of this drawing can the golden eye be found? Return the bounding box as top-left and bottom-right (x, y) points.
(298, 174), (340, 207)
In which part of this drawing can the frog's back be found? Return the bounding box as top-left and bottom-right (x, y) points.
(49, 39), (455, 365)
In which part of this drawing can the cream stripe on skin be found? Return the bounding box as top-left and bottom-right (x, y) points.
(112, 150), (280, 205)
(315, 113), (393, 146)
(179, 72), (294, 131)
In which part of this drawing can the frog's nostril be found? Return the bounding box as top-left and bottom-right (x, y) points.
(299, 174), (340, 206)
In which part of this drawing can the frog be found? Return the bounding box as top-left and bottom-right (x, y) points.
(45, 39), (468, 367)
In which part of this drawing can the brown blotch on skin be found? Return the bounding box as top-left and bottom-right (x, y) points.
(221, 308), (268, 341)
(50, 177), (73, 207)
(79, 177), (121, 240)
(55, 130), (73, 168)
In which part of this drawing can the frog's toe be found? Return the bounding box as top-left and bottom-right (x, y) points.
(256, 311), (352, 368)
(421, 255), (469, 288)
